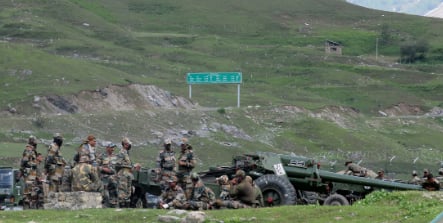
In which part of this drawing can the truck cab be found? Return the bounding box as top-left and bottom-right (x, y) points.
(0, 167), (24, 210)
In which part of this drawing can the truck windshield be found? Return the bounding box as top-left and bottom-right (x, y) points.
(0, 169), (13, 189)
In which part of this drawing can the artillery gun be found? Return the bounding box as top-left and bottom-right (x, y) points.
(199, 152), (426, 206)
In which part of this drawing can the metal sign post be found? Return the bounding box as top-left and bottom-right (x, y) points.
(186, 72), (242, 108)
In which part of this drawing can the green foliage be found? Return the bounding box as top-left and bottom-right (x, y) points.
(217, 108), (226, 114)
(356, 191), (442, 219)
(400, 39), (430, 63)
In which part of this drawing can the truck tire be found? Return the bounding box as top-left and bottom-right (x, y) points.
(323, 194), (349, 206)
(255, 174), (296, 206)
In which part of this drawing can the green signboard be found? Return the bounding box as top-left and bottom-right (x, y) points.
(187, 72), (242, 84)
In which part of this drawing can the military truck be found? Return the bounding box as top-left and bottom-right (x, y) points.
(0, 167), (24, 210)
(198, 152), (425, 206)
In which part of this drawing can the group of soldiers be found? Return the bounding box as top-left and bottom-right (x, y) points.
(344, 160), (442, 190)
(20, 134), (136, 208)
(156, 138), (263, 210)
(20, 134), (263, 210)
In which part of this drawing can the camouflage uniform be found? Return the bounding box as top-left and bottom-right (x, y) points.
(245, 176), (263, 207)
(158, 177), (187, 209)
(97, 144), (118, 208)
(44, 137), (66, 193)
(177, 139), (196, 199)
(216, 175), (231, 200)
(77, 136), (97, 167)
(116, 138), (134, 207)
(71, 156), (102, 192)
(21, 144), (41, 208)
(157, 139), (176, 191)
(184, 173), (215, 210)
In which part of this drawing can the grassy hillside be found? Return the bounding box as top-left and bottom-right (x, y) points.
(1, 0), (443, 178)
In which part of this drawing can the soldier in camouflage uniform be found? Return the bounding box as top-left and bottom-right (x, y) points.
(183, 172), (215, 210)
(28, 135), (38, 152)
(21, 144), (39, 208)
(177, 138), (196, 199)
(158, 176), (186, 209)
(71, 155), (102, 192)
(44, 133), (66, 193)
(157, 139), (176, 191)
(116, 137), (134, 208)
(213, 174), (233, 209)
(76, 134), (98, 167)
(97, 143), (118, 207)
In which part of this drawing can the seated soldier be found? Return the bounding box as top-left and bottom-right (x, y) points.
(158, 176), (186, 209)
(245, 175), (264, 207)
(344, 161), (367, 177)
(183, 172), (215, 210)
(223, 170), (256, 209)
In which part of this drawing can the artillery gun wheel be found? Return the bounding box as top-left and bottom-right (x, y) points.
(255, 174), (296, 206)
(323, 194), (349, 206)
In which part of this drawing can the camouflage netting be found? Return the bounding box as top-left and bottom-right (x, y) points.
(44, 192), (102, 210)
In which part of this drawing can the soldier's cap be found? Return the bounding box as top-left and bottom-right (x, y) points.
(168, 176), (178, 183)
(412, 170), (417, 175)
(53, 133), (63, 138)
(190, 172), (199, 181)
(106, 142), (117, 148)
(164, 139), (172, 145)
(86, 134), (96, 141)
(29, 135), (36, 140)
(424, 169), (429, 173)
(345, 160), (353, 165)
(235, 169), (246, 178)
(378, 169), (384, 173)
(122, 137), (132, 145)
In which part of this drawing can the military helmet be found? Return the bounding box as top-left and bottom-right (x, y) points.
(107, 142), (117, 148)
(190, 172), (199, 181)
(235, 169), (246, 178)
(412, 170), (417, 176)
(438, 168), (443, 175)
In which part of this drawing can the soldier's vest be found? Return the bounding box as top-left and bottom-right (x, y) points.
(219, 184), (231, 200)
(159, 151), (176, 171)
(72, 163), (95, 191)
(177, 150), (194, 172)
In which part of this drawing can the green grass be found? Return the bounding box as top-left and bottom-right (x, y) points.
(0, 191), (440, 223)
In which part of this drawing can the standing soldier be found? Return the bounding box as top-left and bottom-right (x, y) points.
(71, 155), (101, 192)
(77, 135), (98, 166)
(44, 133), (66, 193)
(157, 139), (176, 191)
(98, 143), (118, 208)
(116, 137), (134, 208)
(177, 138), (196, 199)
(20, 144), (38, 208)
(28, 135), (38, 152)
(184, 172), (215, 210)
